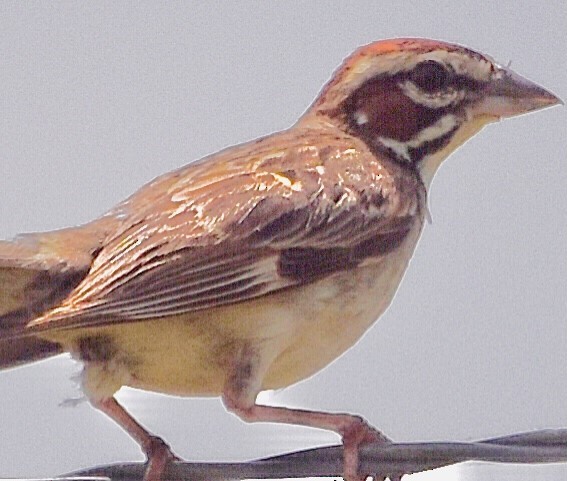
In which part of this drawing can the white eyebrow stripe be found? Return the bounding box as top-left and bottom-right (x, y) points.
(341, 50), (494, 96)
(411, 50), (493, 79)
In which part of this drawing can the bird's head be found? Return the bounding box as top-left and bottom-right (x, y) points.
(304, 38), (562, 186)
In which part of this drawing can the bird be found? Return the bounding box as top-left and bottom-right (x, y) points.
(0, 38), (561, 481)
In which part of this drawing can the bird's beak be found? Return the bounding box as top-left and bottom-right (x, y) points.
(474, 66), (563, 119)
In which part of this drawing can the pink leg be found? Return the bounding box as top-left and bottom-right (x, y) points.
(223, 396), (391, 481)
(93, 397), (179, 481)
(223, 345), (391, 480)
(223, 344), (391, 481)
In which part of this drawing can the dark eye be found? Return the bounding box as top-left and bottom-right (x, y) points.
(409, 60), (452, 92)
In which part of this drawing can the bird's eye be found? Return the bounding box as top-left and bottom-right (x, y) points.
(409, 60), (452, 92)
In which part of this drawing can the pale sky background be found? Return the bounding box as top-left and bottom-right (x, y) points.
(0, 2), (565, 480)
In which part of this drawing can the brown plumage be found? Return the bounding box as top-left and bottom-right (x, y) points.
(0, 38), (561, 481)
(27, 128), (422, 329)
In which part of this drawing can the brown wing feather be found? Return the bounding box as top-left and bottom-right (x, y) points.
(28, 128), (424, 332)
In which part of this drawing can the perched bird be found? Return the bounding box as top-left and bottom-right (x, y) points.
(0, 38), (561, 481)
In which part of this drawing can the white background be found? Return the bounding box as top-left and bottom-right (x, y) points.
(0, 2), (565, 479)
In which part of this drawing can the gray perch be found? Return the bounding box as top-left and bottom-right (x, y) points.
(62, 428), (567, 481)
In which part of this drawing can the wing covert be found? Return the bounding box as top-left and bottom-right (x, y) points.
(28, 129), (424, 331)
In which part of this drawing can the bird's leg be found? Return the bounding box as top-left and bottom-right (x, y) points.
(223, 345), (391, 481)
(92, 397), (179, 481)
(224, 400), (390, 480)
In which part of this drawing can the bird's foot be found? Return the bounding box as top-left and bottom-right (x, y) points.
(340, 415), (392, 481)
(142, 435), (181, 481)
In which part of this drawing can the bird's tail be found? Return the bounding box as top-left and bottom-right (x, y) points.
(0, 223), (108, 370)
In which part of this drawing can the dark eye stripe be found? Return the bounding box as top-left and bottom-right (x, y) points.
(331, 62), (489, 168)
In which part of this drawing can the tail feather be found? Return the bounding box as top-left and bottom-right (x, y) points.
(0, 223), (109, 369)
(0, 337), (62, 370)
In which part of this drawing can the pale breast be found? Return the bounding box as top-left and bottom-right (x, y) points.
(47, 221), (423, 401)
(263, 219), (423, 389)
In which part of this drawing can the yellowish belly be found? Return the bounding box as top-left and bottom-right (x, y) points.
(42, 226), (421, 401)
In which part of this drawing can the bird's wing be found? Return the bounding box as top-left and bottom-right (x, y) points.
(28, 129), (424, 332)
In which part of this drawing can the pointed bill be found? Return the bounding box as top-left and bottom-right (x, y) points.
(474, 66), (563, 119)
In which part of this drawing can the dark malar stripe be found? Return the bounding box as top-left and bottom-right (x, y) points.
(409, 124), (459, 164)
